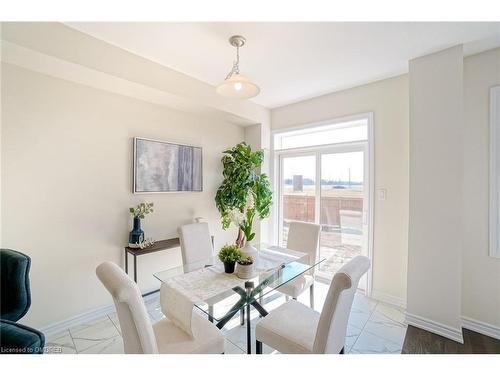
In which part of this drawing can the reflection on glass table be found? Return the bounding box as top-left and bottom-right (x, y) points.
(154, 244), (324, 354)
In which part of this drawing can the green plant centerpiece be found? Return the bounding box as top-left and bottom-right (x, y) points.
(218, 244), (242, 274)
(215, 142), (273, 258)
(128, 202), (154, 248)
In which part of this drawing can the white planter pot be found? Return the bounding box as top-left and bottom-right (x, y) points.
(236, 263), (255, 279)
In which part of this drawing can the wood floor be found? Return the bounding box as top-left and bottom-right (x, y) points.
(402, 326), (500, 354)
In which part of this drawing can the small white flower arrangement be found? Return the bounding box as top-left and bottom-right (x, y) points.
(228, 208), (245, 226)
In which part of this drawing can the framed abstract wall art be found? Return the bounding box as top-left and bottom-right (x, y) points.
(133, 137), (202, 193)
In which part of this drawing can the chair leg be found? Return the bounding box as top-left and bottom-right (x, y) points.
(310, 284), (315, 309)
(256, 340), (263, 354)
(240, 307), (245, 326)
(258, 291), (265, 317)
(208, 305), (214, 323)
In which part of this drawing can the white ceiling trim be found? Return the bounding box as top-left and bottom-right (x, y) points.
(1, 22), (271, 126)
(1, 41), (255, 126)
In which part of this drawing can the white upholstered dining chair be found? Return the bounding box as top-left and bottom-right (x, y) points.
(255, 255), (370, 354)
(277, 221), (321, 308)
(178, 222), (232, 322)
(96, 261), (224, 354)
(178, 222), (214, 264)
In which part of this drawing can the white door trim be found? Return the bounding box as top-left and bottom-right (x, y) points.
(271, 112), (374, 296)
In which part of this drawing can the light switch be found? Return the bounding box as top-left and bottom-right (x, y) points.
(377, 188), (387, 201)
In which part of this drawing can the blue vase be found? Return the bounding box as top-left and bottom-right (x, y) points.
(129, 217), (144, 246)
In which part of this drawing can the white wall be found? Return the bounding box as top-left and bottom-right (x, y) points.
(462, 47), (500, 328)
(271, 75), (409, 306)
(1, 63), (243, 328)
(407, 46), (464, 341)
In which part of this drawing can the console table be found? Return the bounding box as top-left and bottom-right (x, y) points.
(124, 238), (181, 284)
(124, 236), (214, 295)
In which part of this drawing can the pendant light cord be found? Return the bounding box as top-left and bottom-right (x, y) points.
(225, 45), (240, 80)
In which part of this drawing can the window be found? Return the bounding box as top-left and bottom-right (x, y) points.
(273, 113), (373, 291)
(274, 119), (368, 150)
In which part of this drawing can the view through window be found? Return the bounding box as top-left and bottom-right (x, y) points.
(276, 118), (369, 284)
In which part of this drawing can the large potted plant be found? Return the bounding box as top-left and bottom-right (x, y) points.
(215, 142), (273, 258)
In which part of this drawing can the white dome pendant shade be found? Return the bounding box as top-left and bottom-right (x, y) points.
(216, 73), (260, 98)
(216, 35), (260, 99)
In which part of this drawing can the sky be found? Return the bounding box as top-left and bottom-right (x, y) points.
(283, 151), (364, 183)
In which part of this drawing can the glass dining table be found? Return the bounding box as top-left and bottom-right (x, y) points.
(154, 243), (324, 354)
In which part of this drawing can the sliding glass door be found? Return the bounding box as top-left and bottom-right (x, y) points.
(318, 149), (367, 284)
(278, 145), (369, 290)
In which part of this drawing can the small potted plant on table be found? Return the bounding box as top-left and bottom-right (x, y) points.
(236, 256), (254, 279)
(218, 244), (242, 274)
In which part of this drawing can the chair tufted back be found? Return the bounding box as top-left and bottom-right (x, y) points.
(96, 261), (158, 354)
(178, 222), (213, 265)
(313, 256), (370, 354)
(0, 249), (32, 322)
(286, 221), (321, 270)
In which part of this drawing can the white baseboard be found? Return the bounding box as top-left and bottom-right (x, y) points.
(405, 312), (464, 343)
(371, 290), (407, 309)
(41, 291), (159, 337)
(41, 303), (116, 337)
(462, 316), (500, 340)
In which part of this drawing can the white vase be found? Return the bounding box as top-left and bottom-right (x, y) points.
(240, 242), (258, 260)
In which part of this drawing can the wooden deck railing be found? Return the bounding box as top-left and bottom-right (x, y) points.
(283, 195), (363, 226)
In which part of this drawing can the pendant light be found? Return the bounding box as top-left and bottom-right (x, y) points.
(216, 35), (260, 99)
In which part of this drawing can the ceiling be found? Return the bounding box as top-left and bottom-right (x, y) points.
(65, 22), (500, 108)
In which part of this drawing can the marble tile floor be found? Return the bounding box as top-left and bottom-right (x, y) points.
(45, 281), (407, 354)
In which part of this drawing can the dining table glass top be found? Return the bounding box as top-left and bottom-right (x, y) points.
(153, 243), (325, 323)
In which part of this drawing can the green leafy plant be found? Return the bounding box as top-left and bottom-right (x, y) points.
(237, 256), (254, 266)
(218, 244), (242, 264)
(215, 142), (273, 247)
(129, 202), (154, 219)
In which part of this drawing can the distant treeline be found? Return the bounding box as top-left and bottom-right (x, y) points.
(284, 178), (362, 186)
